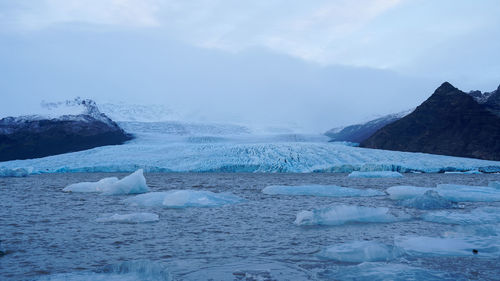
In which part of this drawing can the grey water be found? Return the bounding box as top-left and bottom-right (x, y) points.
(1, 173), (499, 280)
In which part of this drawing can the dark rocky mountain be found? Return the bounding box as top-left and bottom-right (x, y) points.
(483, 85), (500, 116)
(361, 82), (500, 161)
(0, 100), (133, 162)
(325, 110), (412, 143)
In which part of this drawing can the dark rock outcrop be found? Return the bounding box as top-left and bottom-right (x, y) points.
(0, 100), (133, 162)
(361, 82), (500, 161)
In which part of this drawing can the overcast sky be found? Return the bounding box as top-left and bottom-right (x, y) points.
(1, 0), (499, 132)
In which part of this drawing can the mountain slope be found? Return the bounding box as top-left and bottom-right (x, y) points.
(361, 82), (500, 160)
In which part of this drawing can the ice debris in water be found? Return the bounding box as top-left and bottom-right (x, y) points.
(318, 262), (465, 281)
(0, 167), (31, 177)
(96, 212), (159, 223)
(318, 241), (402, 262)
(125, 190), (244, 208)
(398, 190), (454, 210)
(262, 184), (383, 197)
(63, 169), (149, 195)
(489, 181), (500, 189)
(444, 170), (482, 174)
(38, 260), (171, 281)
(387, 184), (500, 202)
(294, 205), (409, 226)
(348, 171), (403, 178)
(423, 207), (500, 225)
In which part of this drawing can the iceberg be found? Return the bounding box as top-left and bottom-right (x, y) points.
(0, 167), (31, 177)
(63, 169), (149, 195)
(395, 236), (499, 257)
(318, 241), (402, 262)
(348, 171), (403, 178)
(96, 212), (159, 223)
(294, 205), (409, 226)
(444, 170), (482, 174)
(398, 190), (454, 209)
(262, 185), (383, 197)
(423, 207), (500, 225)
(125, 190), (244, 208)
(387, 184), (500, 202)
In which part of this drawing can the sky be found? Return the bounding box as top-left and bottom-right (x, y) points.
(1, 0), (499, 132)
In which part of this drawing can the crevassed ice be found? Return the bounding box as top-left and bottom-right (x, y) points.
(262, 185), (383, 197)
(63, 169), (149, 195)
(125, 190), (244, 208)
(399, 190), (454, 210)
(386, 184), (500, 202)
(395, 236), (499, 257)
(318, 241), (402, 262)
(294, 205), (409, 226)
(348, 171), (403, 178)
(423, 207), (500, 225)
(96, 212), (159, 223)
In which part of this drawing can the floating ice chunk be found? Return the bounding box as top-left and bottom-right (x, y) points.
(262, 185), (383, 197)
(318, 241), (402, 262)
(125, 190), (244, 208)
(386, 185), (432, 200)
(348, 171), (403, 178)
(318, 262), (464, 281)
(444, 170), (482, 174)
(96, 212), (159, 223)
(399, 190), (454, 210)
(387, 184), (500, 202)
(294, 205), (409, 226)
(0, 167), (31, 177)
(488, 181), (500, 189)
(63, 169), (149, 195)
(395, 236), (499, 257)
(63, 177), (119, 193)
(423, 207), (500, 225)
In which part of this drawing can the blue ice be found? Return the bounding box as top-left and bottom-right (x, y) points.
(318, 241), (402, 262)
(262, 185), (383, 197)
(348, 171), (403, 178)
(423, 207), (500, 225)
(398, 190), (454, 209)
(125, 190), (244, 208)
(96, 212), (159, 223)
(387, 184), (500, 202)
(63, 169), (149, 195)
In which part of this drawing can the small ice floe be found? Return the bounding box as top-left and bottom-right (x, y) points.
(444, 170), (482, 174)
(423, 207), (500, 225)
(348, 171), (403, 178)
(63, 169), (149, 195)
(294, 205), (410, 226)
(262, 184), (383, 197)
(398, 190), (454, 210)
(0, 167), (31, 177)
(96, 212), (159, 223)
(395, 235), (499, 257)
(489, 181), (500, 189)
(125, 190), (245, 208)
(386, 184), (500, 202)
(318, 241), (402, 262)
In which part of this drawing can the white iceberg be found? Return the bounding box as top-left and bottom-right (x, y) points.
(398, 190), (454, 209)
(0, 167), (31, 177)
(386, 184), (500, 202)
(63, 169), (149, 195)
(125, 190), (244, 208)
(318, 241), (402, 262)
(395, 236), (499, 257)
(348, 171), (403, 178)
(294, 205), (409, 226)
(423, 207), (500, 225)
(96, 212), (159, 223)
(262, 185), (383, 197)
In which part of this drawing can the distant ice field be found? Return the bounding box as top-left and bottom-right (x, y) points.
(1, 121), (499, 174)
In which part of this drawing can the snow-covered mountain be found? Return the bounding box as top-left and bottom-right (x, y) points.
(98, 102), (181, 122)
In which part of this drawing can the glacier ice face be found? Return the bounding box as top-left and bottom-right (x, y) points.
(262, 185), (383, 197)
(96, 212), (159, 223)
(294, 205), (409, 226)
(318, 241), (402, 262)
(125, 190), (244, 208)
(387, 184), (500, 202)
(0, 167), (31, 177)
(423, 207), (500, 225)
(1, 120), (499, 173)
(63, 169), (149, 195)
(399, 190), (454, 210)
(395, 235), (499, 257)
(348, 171), (403, 178)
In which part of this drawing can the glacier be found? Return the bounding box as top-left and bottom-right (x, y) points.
(1, 121), (500, 174)
(125, 190), (245, 208)
(96, 213), (159, 223)
(423, 207), (500, 225)
(386, 184), (500, 202)
(0, 167), (31, 177)
(262, 185), (383, 197)
(318, 241), (402, 262)
(347, 171), (403, 178)
(63, 169), (149, 195)
(294, 205), (410, 226)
